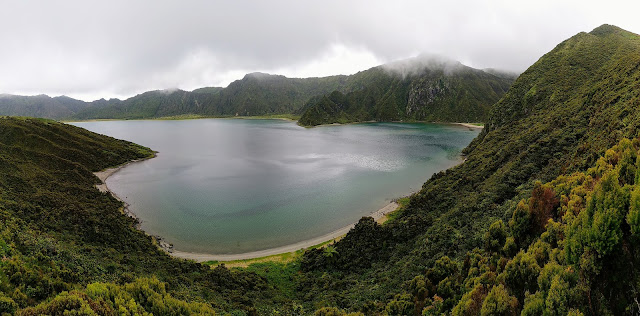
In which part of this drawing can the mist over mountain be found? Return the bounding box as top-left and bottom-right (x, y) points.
(2, 24), (640, 315)
(298, 56), (514, 126)
(299, 24), (640, 315)
(0, 56), (514, 122)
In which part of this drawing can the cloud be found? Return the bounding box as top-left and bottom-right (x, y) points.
(0, 0), (638, 101)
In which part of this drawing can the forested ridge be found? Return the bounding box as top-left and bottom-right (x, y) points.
(0, 58), (513, 123)
(297, 24), (640, 315)
(1, 24), (640, 315)
(297, 59), (513, 126)
(0, 117), (294, 315)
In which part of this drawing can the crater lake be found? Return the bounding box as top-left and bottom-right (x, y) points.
(73, 119), (480, 255)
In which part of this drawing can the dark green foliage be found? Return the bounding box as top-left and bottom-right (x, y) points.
(484, 220), (507, 253)
(4, 23), (640, 316)
(480, 284), (518, 316)
(299, 25), (640, 314)
(1, 59), (513, 123)
(0, 95), (89, 120)
(301, 217), (390, 272)
(298, 60), (513, 126)
(0, 117), (288, 314)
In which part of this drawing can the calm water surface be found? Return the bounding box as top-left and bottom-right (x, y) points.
(74, 119), (479, 254)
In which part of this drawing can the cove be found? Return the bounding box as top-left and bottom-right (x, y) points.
(73, 119), (480, 255)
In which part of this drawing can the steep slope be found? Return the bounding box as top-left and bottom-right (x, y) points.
(0, 117), (290, 314)
(72, 74), (350, 120)
(0, 57), (512, 122)
(299, 24), (640, 314)
(0, 95), (90, 119)
(298, 56), (514, 126)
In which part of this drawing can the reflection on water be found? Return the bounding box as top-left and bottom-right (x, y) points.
(74, 119), (479, 254)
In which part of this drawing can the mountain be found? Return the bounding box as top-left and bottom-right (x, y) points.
(298, 55), (514, 126)
(0, 94), (90, 119)
(3, 24), (640, 315)
(0, 57), (514, 122)
(299, 24), (640, 314)
(72, 73), (351, 120)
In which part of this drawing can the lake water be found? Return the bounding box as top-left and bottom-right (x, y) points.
(74, 119), (480, 254)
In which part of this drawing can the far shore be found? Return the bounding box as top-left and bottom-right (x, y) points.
(66, 116), (484, 131)
(93, 155), (401, 262)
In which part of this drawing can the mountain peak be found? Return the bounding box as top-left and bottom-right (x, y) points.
(589, 24), (628, 37)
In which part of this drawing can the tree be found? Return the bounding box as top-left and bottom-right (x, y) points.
(480, 284), (518, 316)
(484, 220), (507, 253)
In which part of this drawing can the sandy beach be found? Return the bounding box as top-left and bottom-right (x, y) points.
(455, 123), (484, 129)
(95, 157), (401, 262)
(170, 201), (399, 262)
(94, 156), (155, 219)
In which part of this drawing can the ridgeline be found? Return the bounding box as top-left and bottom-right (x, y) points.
(0, 57), (514, 124)
(1, 24), (640, 315)
(299, 24), (640, 315)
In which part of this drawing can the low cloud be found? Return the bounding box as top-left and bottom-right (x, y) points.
(0, 0), (638, 101)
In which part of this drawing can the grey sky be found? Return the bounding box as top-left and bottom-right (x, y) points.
(1, 0), (639, 101)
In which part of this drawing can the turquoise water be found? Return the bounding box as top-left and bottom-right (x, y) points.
(74, 119), (480, 254)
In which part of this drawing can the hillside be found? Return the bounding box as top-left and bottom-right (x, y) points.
(2, 24), (640, 315)
(0, 95), (90, 120)
(0, 57), (513, 122)
(0, 117), (292, 314)
(299, 24), (640, 314)
(72, 73), (351, 120)
(298, 56), (514, 126)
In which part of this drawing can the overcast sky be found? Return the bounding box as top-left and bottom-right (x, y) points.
(1, 0), (639, 101)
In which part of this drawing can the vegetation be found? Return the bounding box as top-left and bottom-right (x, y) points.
(297, 24), (640, 314)
(2, 24), (640, 315)
(0, 117), (292, 314)
(0, 95), (89, 120)
(0, 60), (513, 124)
(298, 60), (513, 126)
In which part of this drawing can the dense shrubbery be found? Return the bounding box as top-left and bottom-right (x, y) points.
(3, 24), (640, 315)
(0, 59), (512, 123)
(298, 65), (513, 126)
(0, 117), (289, 314)
(299, 25), (640, 314)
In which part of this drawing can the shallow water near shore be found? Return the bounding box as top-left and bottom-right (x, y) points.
(74, 119), (480, 254)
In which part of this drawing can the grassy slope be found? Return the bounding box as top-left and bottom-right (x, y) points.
(298, 24), (640, 313)
(0, 117), (292, 315)
(297, 64), (513, 126)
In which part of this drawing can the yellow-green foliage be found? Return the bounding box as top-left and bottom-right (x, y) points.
(17, 278), (216, 315)
(0, 117), (288, 314)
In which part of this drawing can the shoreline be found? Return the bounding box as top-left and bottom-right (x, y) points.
(170, 202), (400, 262)
(94, 155), (155, 223)
(454, 122), (484, 129)
(94, 155), (401, 262)
(300, 120), (485, 129)
(66, 116), (482, 130)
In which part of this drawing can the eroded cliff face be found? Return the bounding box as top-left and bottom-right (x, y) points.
(406, 77), (450, 118)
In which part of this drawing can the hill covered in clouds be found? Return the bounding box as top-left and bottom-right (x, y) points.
(0, 56), (515, 122)
(298, 55), (515, 126)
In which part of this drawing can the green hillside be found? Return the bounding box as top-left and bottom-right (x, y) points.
(2, 24), (640, 315)
(298, 58), (514, 126)
(0, 117), (292, 315)
(0, 95), (89, 120)
(0, 58), (513, 123)
(298, 24), (640, 314)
